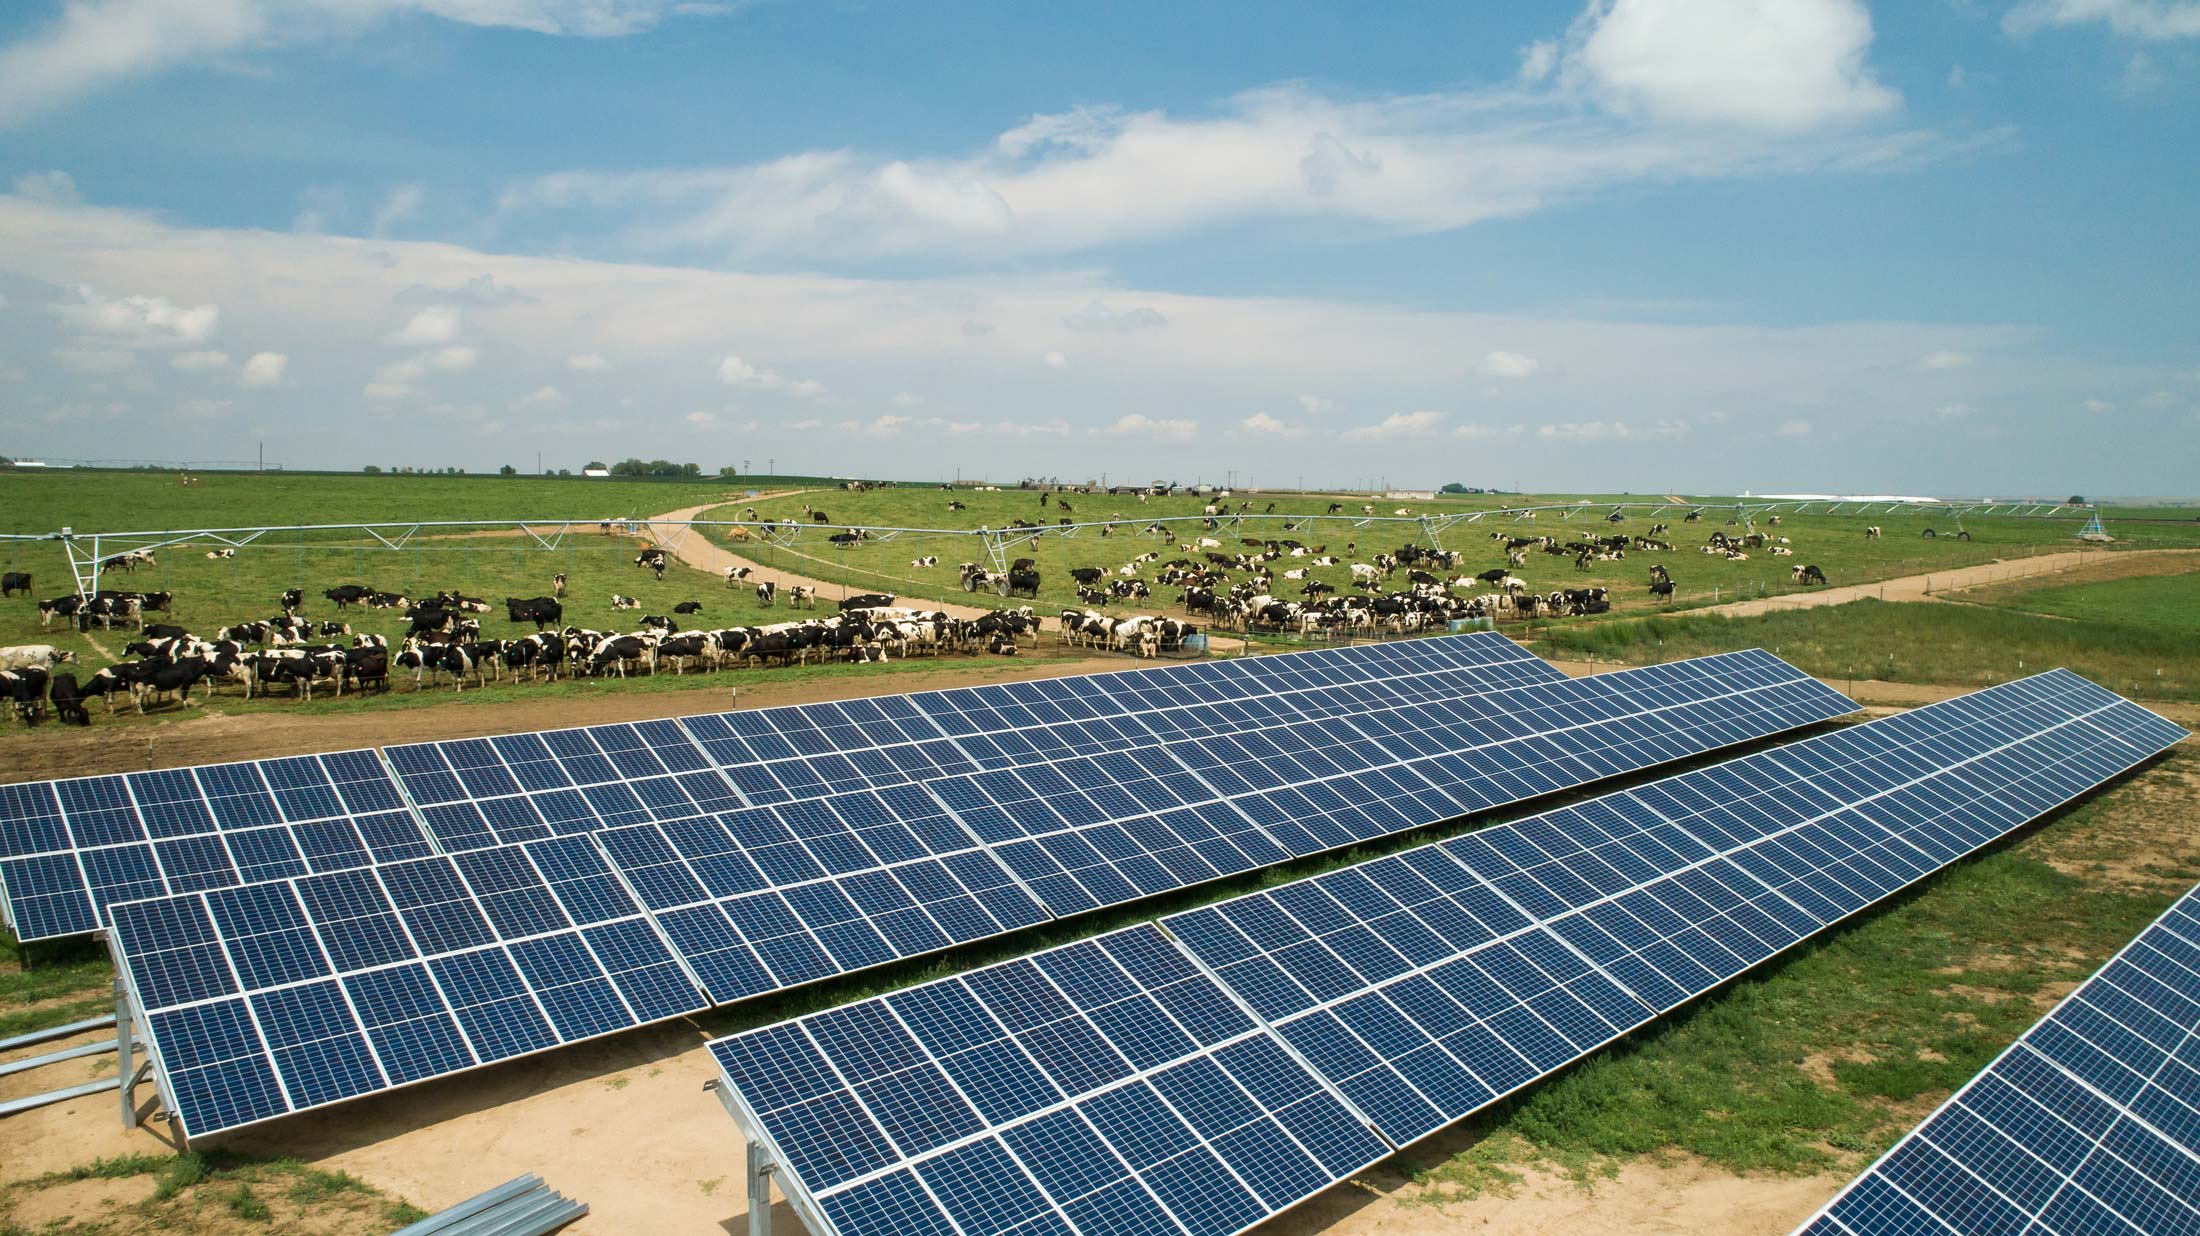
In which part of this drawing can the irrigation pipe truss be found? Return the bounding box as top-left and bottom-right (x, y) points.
(0, 498), (2098, 599)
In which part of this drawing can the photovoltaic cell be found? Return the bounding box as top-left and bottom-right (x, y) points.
(103, 644), (1863, 1139)
(711, 924), (1392, 1236)
(107, 832), (710, 1139)
(1796, 876), (2200, 1236)
(712, 670), (2184, 1236)
(0, 750), (431, 943)
(381, 633), (1564, 851)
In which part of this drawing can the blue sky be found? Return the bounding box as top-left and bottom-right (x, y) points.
(0, 0), (2195, 494)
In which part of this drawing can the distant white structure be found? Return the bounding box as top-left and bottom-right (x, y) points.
(1750, 492), (1943, 504)
(1384, 490), (1437, 501)
(582, 467), (610, 478)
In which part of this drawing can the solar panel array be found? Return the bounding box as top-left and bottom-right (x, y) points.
(106, 645), (1858, 1138)
(710, 670), (2186, 1236)
(106, 834), (710, 1135)
(3, 633), (1556, 942)
(1796, 876), (2200, 1236)
(382, 632), (1565, 849)
(0, 750), (432, 942)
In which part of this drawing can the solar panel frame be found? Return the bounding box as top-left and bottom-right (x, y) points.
(102, 646), (1859, 1141)
(1163, 669), (2188, 1150)
(704, 670), (2183, 1236)
(0, 636), (1580, 941)
(106, 831), (712, 1139)
(1795, 875), (2200, 1236)
(0, 749), (433, 943)
(382, 634), (1563, 848)
(603, 649), (1852, 1007)
(709, 923), (1395, 1236)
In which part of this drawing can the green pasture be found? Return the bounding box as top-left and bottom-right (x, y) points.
(1534, 596), (2200, 701)
(1961, 566), (2200, 635)
(699, 484), (2145, 623)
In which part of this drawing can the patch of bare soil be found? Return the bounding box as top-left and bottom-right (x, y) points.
(1292, 1156), (1846, 1236)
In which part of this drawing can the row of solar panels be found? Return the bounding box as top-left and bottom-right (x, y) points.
(2, 632), (1563, 942)
(100, 643), (1861, 1138)
(1799, 874), (2200, 1236)
(705, 670), (2188, 1236)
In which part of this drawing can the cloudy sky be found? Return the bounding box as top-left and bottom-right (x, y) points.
(0, 0), (2195, 494)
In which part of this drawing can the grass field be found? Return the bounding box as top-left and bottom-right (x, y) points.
(1532, 596), (2199, 700)
(1963, 565), (2200, 634)
(698, 485), (2182, 625)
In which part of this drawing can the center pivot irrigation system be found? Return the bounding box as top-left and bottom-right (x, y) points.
(2, 497), (2102, 600)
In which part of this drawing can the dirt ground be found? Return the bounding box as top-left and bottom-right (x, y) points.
(4, 634), (2193, 1236)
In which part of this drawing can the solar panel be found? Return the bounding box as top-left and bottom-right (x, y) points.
(106, 832), (711, 1138)
(710, 923), (1393, 1236)
(592, 650), (1854, 1004)
(104, 648), (1857, 1138)
(383, 632), (1565, 850)
(708, 670), (2183, 1236)
(1795, 876), (2200, 1236)
(0, 750), (431, 943)
(2, 634), (1555, 942)
(1162, 668), (2186, 1149)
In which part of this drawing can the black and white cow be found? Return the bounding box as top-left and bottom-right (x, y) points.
(1792, 564), (1828, 585)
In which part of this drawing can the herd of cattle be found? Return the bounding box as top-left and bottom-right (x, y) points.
(0, 512), (1845, 726)
(0, 577), (1053, 724)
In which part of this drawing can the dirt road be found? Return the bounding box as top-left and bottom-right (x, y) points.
(1695, 547), (2194, 618)
(646, 501), (1009, 621)
(645, 501), (1254, 651)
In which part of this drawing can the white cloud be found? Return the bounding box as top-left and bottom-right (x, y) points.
(1564, 0), (1900, 132)
(1240, 411), (1306, 438)
(1063, 299), (1167, 332)
(499, 42), (1947, 267)
(59, 286), (219, 346)
(239, 351), (288, 388)
(2082, 397), (2116, 414)
(892, 391), (924, 407)
(0, 1), (730, 126)
(1043, 350), (1069, 369)
(372, 183), (423, 236)
(1342, 409), (1445, 441)
(1519, 40), (1560, 82)
(787, 417), (823, 431)
(2006, 0), (2200, 40)
(1475, 350), (1540, 379)
(1296, 393), (1335, 416)
(1775, 418), (1812, 437)
(172, 349), (234, 371)
(1935, 403), (1970, 418)
(2120, 50), (2167, 94)
(1536, 419), (1689, 442)
(365, 356), (424, 399)
(1918, 349), (1974, 370)
(395, 274), (536, 307)
(718, 354), (826, 398)
(12, 169), (77, 205)
(1098, 413), (1198, 441)
(685, 410), (716, 426)
(428, 345), (476, 372)
(390, 305), (459, 346)
(2137, 389), (2178, 411)
(1454, 422), (1525, 440)
(515, 383), (562, 406)
(567, 352), (611, 371)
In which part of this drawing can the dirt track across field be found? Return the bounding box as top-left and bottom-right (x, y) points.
(1697, 547), (2198, 618)
(646, 500), (1254, 652)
